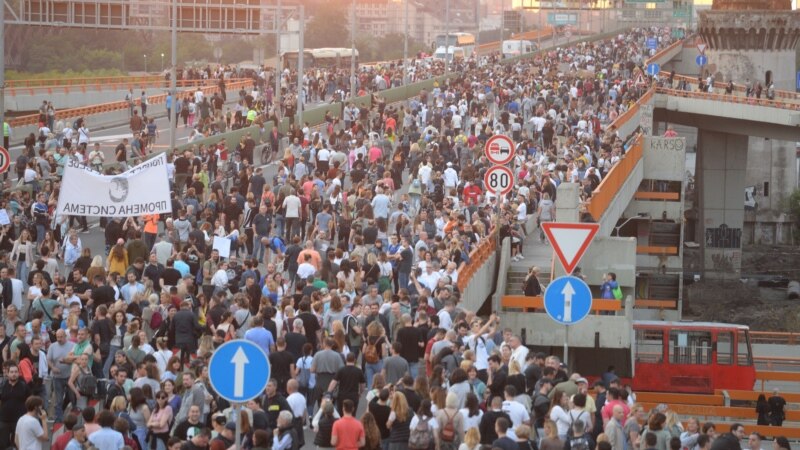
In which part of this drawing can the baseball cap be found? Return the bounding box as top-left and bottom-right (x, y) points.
(225, 421), (237, 431)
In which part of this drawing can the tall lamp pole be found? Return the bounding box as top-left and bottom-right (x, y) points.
(444, 0), (450, 75)
(168, 0), (177, 152)
(275, 0), (282, 119)
(350, 0), (357, 99)
(403, 0), (409, 85)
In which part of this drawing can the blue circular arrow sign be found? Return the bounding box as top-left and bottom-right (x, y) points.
(544, 276), (594, 325)
(208, 340), (271, 403)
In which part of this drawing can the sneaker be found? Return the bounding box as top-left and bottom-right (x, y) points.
(81, 229), (90, 234)
(512, 255), (520, 262)
(518, 254), (525, 260)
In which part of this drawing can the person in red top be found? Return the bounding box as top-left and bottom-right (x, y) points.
(425, 328), (446, 376)
(51, 414), (79, 450)
(600, 387), (630, 427)
(331, 399), (365, 450)
(463, 181), (482, 206)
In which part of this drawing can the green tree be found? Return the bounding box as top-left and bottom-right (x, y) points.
(303, 4), (349, 49)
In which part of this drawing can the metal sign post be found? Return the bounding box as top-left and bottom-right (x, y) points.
(234, 403), (242, 450)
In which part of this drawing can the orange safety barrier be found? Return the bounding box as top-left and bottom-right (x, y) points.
(6, 78), (252, 97)
(750, 331), (800, 345)
(501, 295), (676, 311)
(720, 390), (800, 403)
(633, 192), (681, 201)
(655, 87), (800, 111)
(8, 80), (254, 128)
(640, 403), (800, 422)
(635, 392), (725, 406)
(501, 295), (621, 311)
(754, 356), (800, 370)
(585, 134), (644, 221)
(636, 246), (679, 255)
(754, 371), (800, 391)
(690, 423), (800, 439)
(644, 39), (685, 67)
(6, 75), (165, 88)
(634, 299), (678, 309)
(456, 230), (497, 292)
(660, 71), (800, 101)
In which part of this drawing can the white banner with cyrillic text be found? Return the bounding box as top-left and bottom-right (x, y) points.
(56, 153), (171, 217)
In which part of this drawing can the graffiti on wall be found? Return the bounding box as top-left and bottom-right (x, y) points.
(705, 224), (742, 249)
(745, 185), (758, 211)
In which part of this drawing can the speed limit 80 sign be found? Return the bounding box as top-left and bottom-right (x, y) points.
(484, 165), (514, 197)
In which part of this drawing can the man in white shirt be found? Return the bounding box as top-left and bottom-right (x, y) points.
(509, 335), (529, 369)
(502, 385), (531, 428)
(285, 379), (307, 430)
(417, 264), (441, 292)
(296, 253), (316, 280)
(282, 189), (302, 241)
(443, 163), (459, 189)
(436, 300), (455, 330)
(211, 261), (229, 294)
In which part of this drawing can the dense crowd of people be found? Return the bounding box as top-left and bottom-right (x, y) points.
(0, 25), (793, 450)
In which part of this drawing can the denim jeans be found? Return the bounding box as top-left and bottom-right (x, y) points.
(408, 362), (419, 379)
(365, 360), (383, 390)
(253, 235), (267, 262)
(398, 271), (410, 293)
(103, 345), (121, 378)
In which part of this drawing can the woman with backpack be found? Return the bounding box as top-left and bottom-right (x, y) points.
(68, 352), (94, 410)
(294, 343), (316, 419)
(362, 321), (388, 390)
(434, 392), (464, 450)
(409, 399), (438, 450)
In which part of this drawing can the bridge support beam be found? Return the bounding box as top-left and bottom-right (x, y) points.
(696, 130), (747, 278)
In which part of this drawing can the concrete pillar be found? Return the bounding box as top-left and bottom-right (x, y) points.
(744, 138), (797, 245)
(697, 130), (747, 278)
(555, 182), (581, 223)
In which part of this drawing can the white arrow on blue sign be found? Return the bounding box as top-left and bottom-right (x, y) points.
(544, 275), (594, 325)
(696, 55), (708, 67)
(208, 340), (271, 403)
(646, 63), (660, 76)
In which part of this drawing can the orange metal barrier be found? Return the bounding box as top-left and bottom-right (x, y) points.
(633, 192), (681, 201)
(636, 246), (679, 255)
(644, 39), (685, 67)
(456, 230), (497, 292)
(6, 75), (165, 88)
(720, 390), (800, 403)
(8, 80), (254, 128)
(661, 71), (800, 101)
(641, 403), (800, 422)
(750, 331), (800, 345)
(754, 371), (800, 391)
(635, 392), (724, 406)
(585, 134), (644, 221)
(501, 295), (676, 311)
(754, 356), (800, 370)
(654, 87), (800, 111)
(7, 78), (251, 97)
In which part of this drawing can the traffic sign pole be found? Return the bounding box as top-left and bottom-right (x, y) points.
(235, 403), (242, 450)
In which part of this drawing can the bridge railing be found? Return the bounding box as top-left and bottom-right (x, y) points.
(6, 75), (165, 88)
(584, 133), (644, 222)
(8, 80), (254, 128)
(654, 86), (800, 111)
(7, 78), (252, 97)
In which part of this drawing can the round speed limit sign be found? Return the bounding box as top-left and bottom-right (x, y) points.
(484, 165), (514, 197)
(0, 146), (9, 174)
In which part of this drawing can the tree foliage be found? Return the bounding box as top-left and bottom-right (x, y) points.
(303, 4), (349, 49)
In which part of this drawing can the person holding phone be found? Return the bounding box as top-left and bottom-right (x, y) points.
(14, 396), (49, 450)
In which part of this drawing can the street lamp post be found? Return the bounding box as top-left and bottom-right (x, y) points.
(444, 0), (450, 75)
(161, 53), (165, 72)
(144, 54), (148, 73)
(350, 0), (356, 99)
(403, 0), (409, 85)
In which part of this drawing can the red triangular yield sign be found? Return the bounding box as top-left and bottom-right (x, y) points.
(541, 222), (600, 275)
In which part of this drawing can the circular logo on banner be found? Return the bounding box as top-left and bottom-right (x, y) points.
(483, 135), (515, 166)
(484, 165), (514, 197)
(0, 147), (9, 175)
(109, 177), (129, 203)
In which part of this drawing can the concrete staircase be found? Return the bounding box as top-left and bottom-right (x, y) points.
(504, 230), (554, 296)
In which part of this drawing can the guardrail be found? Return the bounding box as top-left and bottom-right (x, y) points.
(7, 78), (252, 97)
(661, 71), (800, 101)
(654, 86), (800, 111)
(719, 389), (800, 403)
(500, 295), (676, 311)
(750, 331), (800, 345)
(6, 75), (166, 88)
(585, 133), (644, 221)
(644, 39), (686, 67)
(456, 230), (497, 293)
(8, 80), (254, 128)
